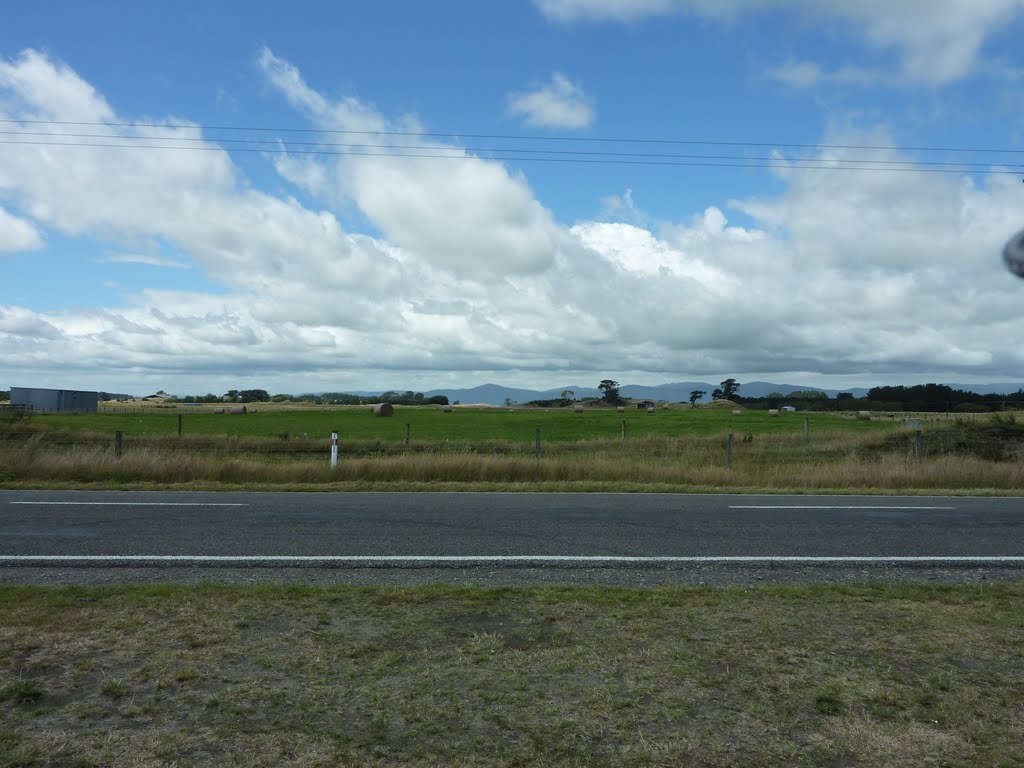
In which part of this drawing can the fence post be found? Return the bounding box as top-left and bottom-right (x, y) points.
(115, 431), (122, 459)
(177, 414), (183, 436)
(727, 432), (733, 470)
(535, 427), (541, 460)
(330, 431), (339, 468)
(804, 417), (809, 438)
(621, 420), (627, 440)
(405, 423), (410, 446)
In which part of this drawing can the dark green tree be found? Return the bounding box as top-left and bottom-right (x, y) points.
(689, 389), (706, 405)
(239, 389), (270, 403)
(598, 379), (621, 404)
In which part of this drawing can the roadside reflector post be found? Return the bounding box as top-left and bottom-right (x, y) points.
(535, 427), (541, 460)
(805, 418), (809, 438)
(914, 429), (922, 461)
(330, 431), (339, 468)
(405, 423), (410, 446)
(115, 431), (123, 459)
(621, 420), (627, 440)
(177, 414), (183, 436)
(727, 432), (733, 470)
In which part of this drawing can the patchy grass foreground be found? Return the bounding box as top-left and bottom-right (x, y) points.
(1, 584), (1023, 767)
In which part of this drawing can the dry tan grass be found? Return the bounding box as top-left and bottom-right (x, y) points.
(1, 584), (1022, 767)
(2, 428), (1022, 493)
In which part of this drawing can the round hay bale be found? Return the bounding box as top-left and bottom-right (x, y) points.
(732, 409), (742, 416)
(372, 403), (394, 417)
(442, 405), (453, 413)
(230, 406), (247, 415)
(857, 410), (872, 420)
(574, 406), (584, 413)
(768, 409), (780, 417)
(616, 406), (625, 413)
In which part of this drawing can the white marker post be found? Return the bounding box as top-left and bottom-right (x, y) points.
(330, 431), (338, 468)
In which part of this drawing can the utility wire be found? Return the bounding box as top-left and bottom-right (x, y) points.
(1, 138), (1019, 174)
(2, 118), (1022, 156)
(0, 130), (1013, 170)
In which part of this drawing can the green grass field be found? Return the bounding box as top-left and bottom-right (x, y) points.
(3, 408), (1021, 493)
(35, 405), (896, 444)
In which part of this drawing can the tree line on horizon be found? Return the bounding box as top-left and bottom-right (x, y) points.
(738, 383), (1024, 413)
(523, 380), (1024, 413)
(13, 381), (1020, 413)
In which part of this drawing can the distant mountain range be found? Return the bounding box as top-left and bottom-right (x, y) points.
(318, 380), (1024, 407)
(414, 382), (874, 406)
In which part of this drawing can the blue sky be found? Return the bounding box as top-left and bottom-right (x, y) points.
(1, 0), (1023, 396)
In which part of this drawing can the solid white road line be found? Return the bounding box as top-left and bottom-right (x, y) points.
(0, 555), (1021, 563)
(729, 505), (956, 510)
(8, 502), (246, 507)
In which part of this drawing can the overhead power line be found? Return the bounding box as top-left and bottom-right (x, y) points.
(2, 118), (1023, 155)
(0, 120), (1020, 175)
(0, 130), (1012, 170)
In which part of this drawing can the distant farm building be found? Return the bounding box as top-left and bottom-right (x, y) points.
(10, 387), (99, 413)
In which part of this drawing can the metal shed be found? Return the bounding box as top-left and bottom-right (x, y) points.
(10, 387), (99, 413)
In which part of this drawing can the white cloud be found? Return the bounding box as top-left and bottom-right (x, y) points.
(766, 59), (881, 88)
(2, 48), (1024, 392)
(507, 72), (595, 129)
(257, 47), (564, 276)
(0, 206), (43, 251)
(535, 0), (1024, 85)
(0, 48), (114, 122)
(100, 253), (191, 269)
(599, 188), (651, 227)
(534, 0), (677, 23)
(0, 306), (63, 339)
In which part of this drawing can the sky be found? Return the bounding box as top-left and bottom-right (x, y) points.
(2, 0), (1024, 397)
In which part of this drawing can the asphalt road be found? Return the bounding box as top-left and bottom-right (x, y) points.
(1, 490), (1022, 586)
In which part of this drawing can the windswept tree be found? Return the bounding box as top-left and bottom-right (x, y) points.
(598, 379), (622, 404)
(688, 390), (706, 406)
(720, 378), (740, 400)
(560, 389), (575, 401)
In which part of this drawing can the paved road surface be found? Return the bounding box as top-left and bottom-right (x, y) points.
(1, 490), (1022, 585)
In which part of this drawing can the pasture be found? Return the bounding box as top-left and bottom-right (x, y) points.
(37, 405), (892, 444)
(3, 406), (1022, 493)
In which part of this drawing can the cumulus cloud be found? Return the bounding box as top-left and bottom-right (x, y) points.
(2, 48), (1024, 392)
(0, 206), (43, 251)
(507, 72), (595, 129)
(257, 48), (564, 276)
(535, 0), (1024, 85)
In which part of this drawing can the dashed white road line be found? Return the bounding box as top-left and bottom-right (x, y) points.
(8, 502), (246, 507)
(729, 505), (956, 510)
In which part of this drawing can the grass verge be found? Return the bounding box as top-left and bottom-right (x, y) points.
(3, 414), (1022, 493)
(1, 584), (1022, 767)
